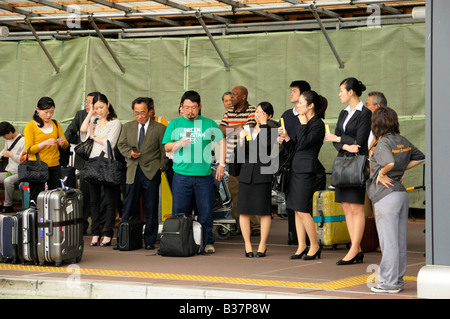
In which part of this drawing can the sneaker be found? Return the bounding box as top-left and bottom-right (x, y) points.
(370, 285), (401, 294)
(204, 244), (215, 254)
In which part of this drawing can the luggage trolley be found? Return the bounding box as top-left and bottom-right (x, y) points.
(211, 165), (239, 240)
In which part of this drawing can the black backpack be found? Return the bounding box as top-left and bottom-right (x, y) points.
(159, 214), (207, 257)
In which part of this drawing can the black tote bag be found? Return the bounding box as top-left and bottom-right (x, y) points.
(18, 148), (49, 183)
(81, 140), (124, 186)
(331, 153), (370, 187)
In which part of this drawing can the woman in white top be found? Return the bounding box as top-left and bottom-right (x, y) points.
(325, 78), (372, 265)
(80, 93), (122, 247)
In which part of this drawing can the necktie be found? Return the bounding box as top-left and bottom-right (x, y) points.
(138, 125), (145, 149)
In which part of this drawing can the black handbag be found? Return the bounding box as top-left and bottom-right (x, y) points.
(18, 148), (49, 183)
(74, 138), (94, 161)
(272, 147), (295, 193)
(331, 153), (370, 187)
(81, 140), (124, 186)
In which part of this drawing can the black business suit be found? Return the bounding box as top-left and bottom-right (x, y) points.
(332, 102), (372, 204)
(237, 122), (279, 215)
(286, 116), (326, 213)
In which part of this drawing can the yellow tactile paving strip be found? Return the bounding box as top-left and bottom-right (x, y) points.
(0, 264), (417, 290)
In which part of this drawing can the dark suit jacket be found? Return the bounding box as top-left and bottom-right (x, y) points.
(65, 110), (88, 144)
(238, 122), (279, 184)
(333, 105), (372, 157)
(288, 116), (325, 174)
(117, 119), (170, 184)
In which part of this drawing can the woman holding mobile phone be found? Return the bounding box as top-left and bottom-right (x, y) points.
(237, 102), (279, 258)
(24, 97), (69, 205)
(80, 93), (122, 247)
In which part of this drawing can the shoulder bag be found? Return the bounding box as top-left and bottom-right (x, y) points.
(272, 146), (295, 194)
(0, 135), (22, 172)
(74, 138), (94, 161)
(18, 148), (49, 183)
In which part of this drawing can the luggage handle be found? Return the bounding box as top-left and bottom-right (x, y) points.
(46, 220), (53, 237)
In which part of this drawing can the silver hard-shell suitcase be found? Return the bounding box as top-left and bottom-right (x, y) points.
(21, 207), (38, 264)
(37, 188), (84, 266)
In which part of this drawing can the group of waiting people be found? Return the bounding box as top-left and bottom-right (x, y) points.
(218, 78), (424, 294)
(0, 77), (424, 294)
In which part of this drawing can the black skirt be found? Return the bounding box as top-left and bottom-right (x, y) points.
(237, 181), (272, 215)
(286, 172), (315, 214)
(335, 186), (366, 204)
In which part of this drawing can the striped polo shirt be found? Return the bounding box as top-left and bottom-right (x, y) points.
(220, 103), (257, 161)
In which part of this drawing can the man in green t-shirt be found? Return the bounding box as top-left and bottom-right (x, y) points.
(163, 90), (226, 254)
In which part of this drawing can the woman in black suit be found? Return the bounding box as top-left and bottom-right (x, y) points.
(325, 77), (372, 265)
(237, 102), (279, 258)
(279, 91), (328, 260)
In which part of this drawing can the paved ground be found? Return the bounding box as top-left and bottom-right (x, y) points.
(0, 215), (426, 301)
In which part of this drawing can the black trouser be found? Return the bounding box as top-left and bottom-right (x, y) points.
(88, 182), (116, 238)
(30, 165), (61, 206)
(121, 166), (161, 245)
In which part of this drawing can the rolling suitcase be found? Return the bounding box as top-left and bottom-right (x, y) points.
(117, 220), (144, 251)
(36, 188), (84, 266)
(0, 214), (21, 264)
(21, 207), (39, 264)
(312, 190), (350, 249)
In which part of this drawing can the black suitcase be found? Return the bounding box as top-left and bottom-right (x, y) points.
(0, 213), (21, 264)
(117, 220), (144, 251)
(159, 214), (199, 257)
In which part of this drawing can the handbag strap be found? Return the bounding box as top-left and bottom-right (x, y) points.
(25, 147), (42, 163)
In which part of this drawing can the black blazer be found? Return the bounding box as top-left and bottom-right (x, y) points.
(333, 105), (372, 157)
(238, 122), (279, 184)
(287, 116), (325, 174)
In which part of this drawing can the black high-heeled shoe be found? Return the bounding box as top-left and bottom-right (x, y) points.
(290, 246), (309, 260)
(255, 249), (267, 258)
(100, 236), (112, 247)
(303, 246), (322, 260)
(90, 236), (100, 247)
(336, 251), (364, 265)
(245, 251), (254, 258)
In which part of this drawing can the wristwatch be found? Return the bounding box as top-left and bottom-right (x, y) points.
(219, 163), (226, 168)
(336, 136), (341, 143)
(379, 173), (386, 178)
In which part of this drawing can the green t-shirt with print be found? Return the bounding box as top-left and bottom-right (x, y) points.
(162, 115), (224, 176)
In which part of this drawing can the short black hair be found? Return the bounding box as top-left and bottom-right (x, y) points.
(290, 80), (311, 93)
(132, 97), (154, 111)
(0, 122), (15, 136)
(180, 90), (201, 105)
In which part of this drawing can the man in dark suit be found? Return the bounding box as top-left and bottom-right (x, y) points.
(117, 97), (170, 250)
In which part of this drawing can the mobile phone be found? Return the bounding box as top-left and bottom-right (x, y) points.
(186, 131), (191, 138)
(132, 146), (138, 152)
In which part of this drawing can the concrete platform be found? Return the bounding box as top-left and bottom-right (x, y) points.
(0, 215), (426, 300)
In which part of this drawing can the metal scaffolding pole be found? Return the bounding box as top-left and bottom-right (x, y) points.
(195, 11), (230, 69)
(310, 4), (345, 69)
(24, 18), (60, 73)
(88, 16), (125, 73)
